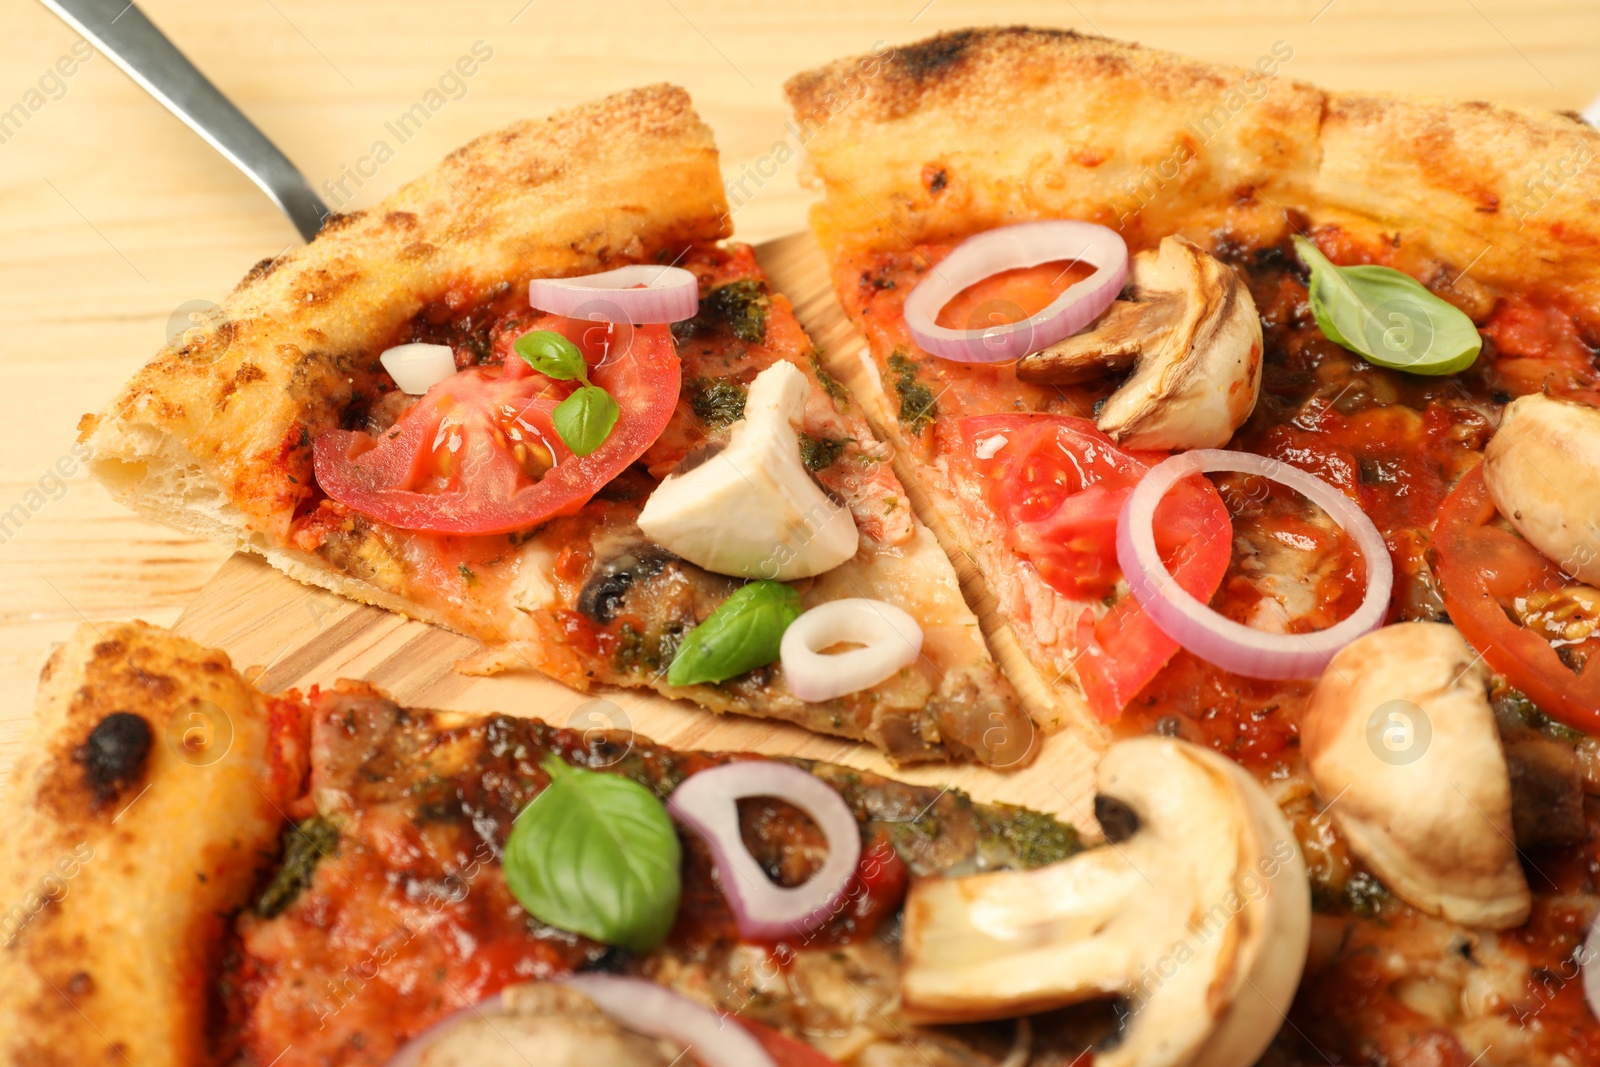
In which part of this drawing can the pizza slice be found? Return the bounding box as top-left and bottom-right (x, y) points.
(786, 26), (1600, 1064)
(0, 622), (1308, 1067)
(785, 27), (1600, 732)
(79, 86), (1031, 767)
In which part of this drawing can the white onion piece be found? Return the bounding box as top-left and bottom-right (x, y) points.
(385, 993), (506, 1067)
(383, 981), (776, 1067)
(902, 220), (1128, 364)
(781, 598), (923, 702)
(1116, 449), (1394, 680)
(528, 265), (699, 324)
(1584, 908), (1600, 1021)
(667, 761), (862, 942)
(562, 974), (775, 1067)
(380, 343), (458, 395)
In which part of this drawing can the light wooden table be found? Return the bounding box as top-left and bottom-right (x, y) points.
(2, 0), (1597, 777)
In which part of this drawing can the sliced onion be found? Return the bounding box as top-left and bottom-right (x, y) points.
(668, 761), (862, 942)
(384, 981), (776, 1067)
(385, 993), (506, 1067)
(380, 342), (457, 395)
(1584, 908), (1600, 1020)
(528, 265), (699, 324)
(562, 974), (776, 1067)
(1116, 449), (1394, 680)
(780, 598), (923, 702)
(902, 220), (1128, 364)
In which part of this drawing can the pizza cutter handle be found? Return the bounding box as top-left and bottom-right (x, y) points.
(38, 0), (331, 242)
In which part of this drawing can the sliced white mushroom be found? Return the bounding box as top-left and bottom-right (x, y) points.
(1302, 622), (1530, 929)
(1016, 235), (1263, 450)
(1483, 392), (1600, 585)
(899, 736), (1310, 1067)
(414, 983), (681, 1066)
(638, 361), (859, 580)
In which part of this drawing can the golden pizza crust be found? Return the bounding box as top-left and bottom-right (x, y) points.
(0, 622), (291, 1067)
(788, 26), (1600, 316)
(82, 84), (730, 552)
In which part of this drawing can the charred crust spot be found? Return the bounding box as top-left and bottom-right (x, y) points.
(75, 712), (153, 806)
(67, 972), (94, 997)
(923, 165), (948, 195)
(1093, 794), (1140, 844)
(234, 363), (267, 386)
(894, 29), (979, 82)
(383, 210), (419, 229)
(239, 255), (285, 288)
(319, 211), (365, 234)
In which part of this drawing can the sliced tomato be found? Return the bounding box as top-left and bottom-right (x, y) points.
(313, 320), (679, 534)
(1435, 465), (1600, 732)
(734, 1018), (844, 1067)
(958, 414), (1233, 721)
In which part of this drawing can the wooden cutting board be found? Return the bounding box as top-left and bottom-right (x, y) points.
(170, 232), (1101, 824)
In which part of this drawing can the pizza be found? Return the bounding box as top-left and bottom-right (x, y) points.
(0, 622), (1308, 1067)
(28, 22), (1600, 1067)
(78, 85), (1032, 769)
(785, 26), (1600, 1066)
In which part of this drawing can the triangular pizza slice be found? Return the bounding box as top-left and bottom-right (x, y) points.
(81, 86), (1032, 767)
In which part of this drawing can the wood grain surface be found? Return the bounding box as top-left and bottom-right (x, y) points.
(3, 0), (1598, 784)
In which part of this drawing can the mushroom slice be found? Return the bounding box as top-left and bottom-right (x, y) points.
(899, 737), (1309, 1067)
(637, 361), (859, 580)
(1302, 621), (1531, 929)
(415, 983), (681, 1066)
(1016, 235), (1263, 451)
(1483, 392), (1600, 585)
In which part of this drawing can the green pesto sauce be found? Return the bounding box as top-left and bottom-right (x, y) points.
(255, 816), (340, 919)
(703, 279), (770, 344)
(687, 377), (748, 431)
(799, 433), (849, 472)
(888, 350), (937, 435)
(979, 804), (1082, 869)
(809, 349), (850, 405)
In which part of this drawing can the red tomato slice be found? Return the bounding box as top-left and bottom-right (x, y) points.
(313, 320), (679, 535)
(734, 1018), (844, 1067)
(958, 414), (1233, 721)
(1435, 465), (1600, 732)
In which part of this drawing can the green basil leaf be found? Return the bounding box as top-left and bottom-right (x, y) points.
(553, 384), (620, 457)
(667, 580), (803, 687)
(503, 757), (681, 952)
(514, 329), (588, 381)
(1292, 236), (1482, 376)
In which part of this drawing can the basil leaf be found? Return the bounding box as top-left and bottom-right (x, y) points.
(667, 580), (803, 687)
(514, 329), (588, 381)
(1292, 236), (1482, 376)
(553, 384), (620, 456)
(503, 757), (682, 952)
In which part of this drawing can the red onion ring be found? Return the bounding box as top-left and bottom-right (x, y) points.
(562, 974), (776, 1067)
(528, 265), (699, 324)
(667, 761), (861, 942)
(902, 220), (1128, 364)
(1116, 449), (1394, 679)
(1584, 908), (1600, 1021)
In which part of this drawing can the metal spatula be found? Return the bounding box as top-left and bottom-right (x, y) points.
(40, 0), (329, 241)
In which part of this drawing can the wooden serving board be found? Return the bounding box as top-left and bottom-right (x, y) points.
(171, 233), (1101, 824)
